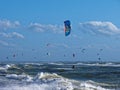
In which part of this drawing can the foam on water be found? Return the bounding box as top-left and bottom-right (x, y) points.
(0, 83), (73, 90)
(6, 74), (32, 81)
(79, 80), (111, 90)
(48, 62), (120, 67)
(76, 62), (120, 67)
(3, 72), (111, 90)
(24, 63), (43, 66)
(54, 68), (73, 70)
(0, 64), (14, 71)
(49, 62), (64, 65)
(0, 62), (119, 90)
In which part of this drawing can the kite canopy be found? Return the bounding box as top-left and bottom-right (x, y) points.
(64, 20), (71, 36)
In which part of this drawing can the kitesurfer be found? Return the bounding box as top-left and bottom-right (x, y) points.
(72, 65), (75, 69)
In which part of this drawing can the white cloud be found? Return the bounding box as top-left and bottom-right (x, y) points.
(12, 32), (24, 39)
(0, 40), (15, 46)
(29, 23), (63, 33)
(79, 21), (120, 36)
(0, 19), (20, 30)
(0, 32), (24, 39)
(0, 40), (9, 46)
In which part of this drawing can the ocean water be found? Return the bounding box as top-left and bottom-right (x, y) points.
(0, 61), (120, 90)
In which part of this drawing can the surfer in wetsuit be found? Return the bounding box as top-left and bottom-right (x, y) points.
(72, 65), (75, 69)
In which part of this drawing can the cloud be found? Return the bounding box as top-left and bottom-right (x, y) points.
(28, 23), (63, 33)
(12, 32), (24, 39)
(79, 21), (120, 36)
(0, 40), (15, 46)
(0, 40), (9, 46)
(0, 32), (24, 39)
(0, 19), (20, 30)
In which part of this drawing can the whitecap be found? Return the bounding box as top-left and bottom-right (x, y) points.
(0, 64), (14, 71)
(76, 62), (120, 67)
(3, 72), (112, 90)
(6, 73), (32, 81)
(49, 62), (64, 65)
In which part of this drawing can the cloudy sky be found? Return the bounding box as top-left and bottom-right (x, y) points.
(0, 0), (120, 62)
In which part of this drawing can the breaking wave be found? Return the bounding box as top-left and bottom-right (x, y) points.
(0, 62), (119, 90)
(2, 72), (111, 90)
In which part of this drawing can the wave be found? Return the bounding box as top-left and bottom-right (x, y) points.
(4, 72), (112, 90)
(79, 80), (113, 90)
(24, 63), (43, 66)
(76, 62), (120, 67)
(0, 64), (15, 71)
(54, 68), (73, 70)
(49, 62), (64, 65)
(46, 62), (120, 67)
(6, 73), (32, 81)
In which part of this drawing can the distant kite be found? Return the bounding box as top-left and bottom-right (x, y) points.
(73, 53), (75, 58)
(46, 52), (50, 56)
(6, 57), (9, 59)
(64, 20), (71, 36)
(13, 54), (16, 58)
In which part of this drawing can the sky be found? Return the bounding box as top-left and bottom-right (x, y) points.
(0, 0), (120, 62)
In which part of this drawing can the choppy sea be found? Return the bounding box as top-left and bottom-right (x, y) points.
(0, 61), (120, 90)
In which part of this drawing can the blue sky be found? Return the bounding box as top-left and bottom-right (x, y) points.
(0, 0), (120, 62)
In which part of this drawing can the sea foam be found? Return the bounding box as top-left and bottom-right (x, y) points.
(3, 72), (111, 90)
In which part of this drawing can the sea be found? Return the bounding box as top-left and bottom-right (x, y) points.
(0, 61), (120, 90)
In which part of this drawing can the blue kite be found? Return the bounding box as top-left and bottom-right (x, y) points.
(64, 20), (71, 36)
